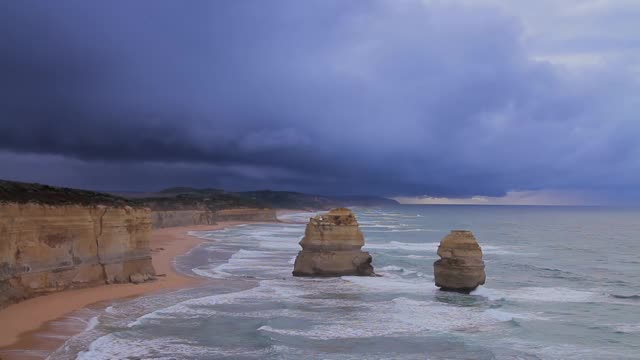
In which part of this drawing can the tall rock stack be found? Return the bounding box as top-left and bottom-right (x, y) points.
(433, 230), (486, 293)
(292, 208), (374, 277)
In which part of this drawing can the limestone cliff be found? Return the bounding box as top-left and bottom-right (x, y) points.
(293, 208), (374, 276)
(151, 210), (216, 228)
(213, 208), (277, 222)
(151, 208), (277, 228)
(0, 203), (155, 308)
(433, 230), (486, 293)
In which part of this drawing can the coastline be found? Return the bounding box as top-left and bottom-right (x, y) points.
(0, 221), (251, 359)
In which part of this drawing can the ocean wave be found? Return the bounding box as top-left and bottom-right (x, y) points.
(483, 309), (523, 322)
(405, 254), (429, 259)
(472, 286), (605, 303)
(258, 297), (513, 340)
(191, 266), (228, 279)
(610, 294), (640, 300)
(506, 341), (639, 360)
(378, 265), (429, 278)
(364, 241), (440, 252)
(364, 228), (433, 233)
(364, 241), (520, 255)
(507, 263), (585, 281)
(78, 334), (271, 360)
(343, 274), (437, 293)
(127, 280), (309, 328)
(81, 336), (369, 360)
(255, 236), (301, 250)
(83, 316), (100, 332)
(358, 223), (415, 230)
(380, 265), (404, 271)
(232, 249), (291, 259)
(613, 323), (640, 333)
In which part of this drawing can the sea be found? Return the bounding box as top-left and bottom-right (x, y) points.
(49, 206), (640, 359)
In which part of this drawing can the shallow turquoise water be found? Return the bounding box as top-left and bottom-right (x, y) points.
(54, 206), (640, 359)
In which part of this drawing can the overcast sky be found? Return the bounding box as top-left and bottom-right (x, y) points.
(1, 0), (639, 204)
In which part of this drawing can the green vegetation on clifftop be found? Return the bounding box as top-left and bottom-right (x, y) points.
(0, 180), (398, 210)
(0, 180), (131, 206)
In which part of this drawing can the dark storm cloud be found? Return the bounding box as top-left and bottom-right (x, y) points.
(1, 0), (639, 198)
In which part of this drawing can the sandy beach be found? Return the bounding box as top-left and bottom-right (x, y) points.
(0, 221), (248, 359)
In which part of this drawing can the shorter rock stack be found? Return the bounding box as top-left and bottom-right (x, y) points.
(292, 208), (374, 277)
(433, 230), (486, 293)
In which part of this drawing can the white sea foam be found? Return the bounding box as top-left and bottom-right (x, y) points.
(83, 316), (100, 332)
(511, 287), (600, 302)
(390, 297), (513, 331)
(343, 275), (437, 293)
(210, 251), (292, 278)
(254, 234), (300, 250)
(365, 241), (521, 255)
(380, 265), (403, 271)
(507, 342), (637, 360)
(259, 297), (513, 340)
(355, 222), (394, 228)
(78, 334), (271, 360)
(191, 231), (298, 279)
(364, 228), (430, 233)
(364, 241), (441, 252)
(234, 249), (284, 258)
(127, 280), (308, 328)
(127, 288), (258, 327)
(378, 265), (428, 278)
(483, 309), (532, 322)
(191, 266), (228, 279)
(473, 286), (603, 303)
(613, 323), (640, 333)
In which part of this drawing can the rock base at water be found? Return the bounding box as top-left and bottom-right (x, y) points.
(292, 208), (375, 277)
(292, 250), (373, 277)
(433, 230), (486, 293)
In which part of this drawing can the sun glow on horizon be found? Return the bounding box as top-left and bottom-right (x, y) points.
(393, 190), (587, 206)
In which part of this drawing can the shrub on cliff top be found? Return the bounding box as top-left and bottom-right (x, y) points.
(0, 180), (132, 207)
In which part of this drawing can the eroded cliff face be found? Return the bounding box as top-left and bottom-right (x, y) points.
(213, 208), (278, 222)
(151, 208), (277, 228)
(293, 208), (374, 277)
(151, 210), (216, 229)
(0, 203), (155, 308)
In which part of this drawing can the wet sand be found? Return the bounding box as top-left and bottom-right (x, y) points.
(0, 222), (249, 359)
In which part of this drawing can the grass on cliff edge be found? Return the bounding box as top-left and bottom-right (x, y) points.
(0, 180), (263, 210)
(0, 180), (132, 207)
(0, 180), (397, 209)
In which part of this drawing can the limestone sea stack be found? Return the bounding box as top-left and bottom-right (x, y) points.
(292, 208), (374, 277)
(433, 230), (486, 293)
